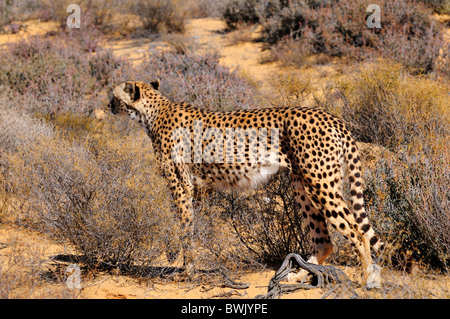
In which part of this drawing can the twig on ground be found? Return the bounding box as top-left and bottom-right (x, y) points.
(254, 253), (357, 299)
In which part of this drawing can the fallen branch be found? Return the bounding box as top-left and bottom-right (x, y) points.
(254, 253), (356, 299)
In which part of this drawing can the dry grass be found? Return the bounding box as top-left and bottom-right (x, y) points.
(322, 59), (449, 148)
(323, 265), (450, 299)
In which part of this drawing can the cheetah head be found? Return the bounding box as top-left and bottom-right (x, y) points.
(108, 80), (160, 115)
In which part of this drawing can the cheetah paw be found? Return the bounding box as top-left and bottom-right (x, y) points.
(366, 264), (381, 289)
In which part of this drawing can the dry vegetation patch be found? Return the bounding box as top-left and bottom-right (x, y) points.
(0, 0), (449, 299)
(224, 0), (449, 76)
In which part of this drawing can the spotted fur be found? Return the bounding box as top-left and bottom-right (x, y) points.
(109, 80), (384, 286)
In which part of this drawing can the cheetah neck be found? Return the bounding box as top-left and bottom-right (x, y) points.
(128, 106), (158, 136)
(130, 96), (173, 135)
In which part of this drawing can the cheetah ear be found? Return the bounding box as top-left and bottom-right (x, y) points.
(150, 79), (160, 90)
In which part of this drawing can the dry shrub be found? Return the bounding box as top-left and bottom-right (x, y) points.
(267, 71), (312, 107)
(128, 0), (186, 34)
(419, 0), (450, 14)
(137, 50), (261, 111)
(0, 92), (55, 223)
(268, 37), (316, 67)
(363, 143), (449, 270)
(322, 59), (449, 150)
(0, 91), (54, 155)
(29, 0), (116, 29)
(0, 0), (51, 27)
(378, 1), (446, 73)
(0, 0), (187, 35)
(184, 0), (229, 18)
(0, 34), (132, 116)
(35, 112), (108, 145)
(224, 0), (446, 72)
(194, 169), (310, 269)
(435, 41), (450, 80)
(192, 196), (257, 273)
(223, 0), (264, 29)
(317, 59), (449, 270)
(6, 126), (177, 271)
(0, 232), (78, 299)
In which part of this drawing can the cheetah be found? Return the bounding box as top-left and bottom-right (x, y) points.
(109, 80), (384, 287)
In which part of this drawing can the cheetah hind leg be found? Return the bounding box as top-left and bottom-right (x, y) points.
(284, 246), (334, 283)
(287, 178), (334, 283)
(285, 258), (316, 283)
(285, 247), (334, 283)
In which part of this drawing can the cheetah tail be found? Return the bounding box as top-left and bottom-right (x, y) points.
(344, 139), (384, 253)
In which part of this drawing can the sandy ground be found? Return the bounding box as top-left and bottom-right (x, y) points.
(0, 19), (59, 48)
(0, 224), (327, 299)
(186, 19), (282, 92)
(1, 17), (449, 300)
(1, 223), (448, 299)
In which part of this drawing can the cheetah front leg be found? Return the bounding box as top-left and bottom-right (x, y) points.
(163, 159), (196, 279)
